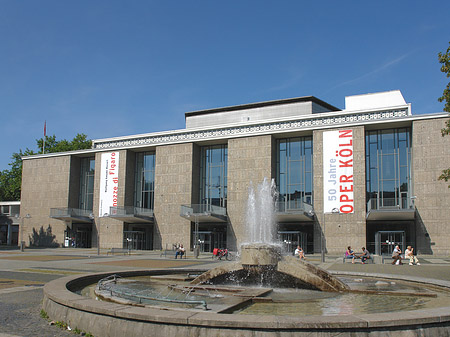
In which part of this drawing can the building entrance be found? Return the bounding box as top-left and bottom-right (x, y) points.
(375, 230), (405, 256)
(123, 224), (153, 250)
(192, 224), (226, 253)
(278, 231), (307, 255)
(64, 224), (92, 248)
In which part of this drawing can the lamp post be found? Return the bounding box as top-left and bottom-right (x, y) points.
(194, 214), (199, 259)
(89, 213), (98, 255)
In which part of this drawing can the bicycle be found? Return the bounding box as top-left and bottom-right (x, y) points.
(212, 248), (232, 261)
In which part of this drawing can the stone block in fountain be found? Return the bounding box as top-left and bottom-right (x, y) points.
(191, 243), (348, 292)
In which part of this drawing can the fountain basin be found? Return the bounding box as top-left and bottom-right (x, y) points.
(43, 269), (450, 337)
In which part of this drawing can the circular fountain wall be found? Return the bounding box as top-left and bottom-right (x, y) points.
(43, 269), (450, 337)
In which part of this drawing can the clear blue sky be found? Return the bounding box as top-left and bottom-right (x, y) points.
(1, 1), (449, 171)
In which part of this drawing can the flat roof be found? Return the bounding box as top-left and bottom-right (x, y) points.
(185, 96), (341, 118)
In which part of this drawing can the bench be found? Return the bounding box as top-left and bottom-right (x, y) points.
(342, 255), (375, 264)
(107, 248), (130, 255)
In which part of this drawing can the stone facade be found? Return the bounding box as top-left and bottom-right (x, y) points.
(313, 126), (367, 254)
(412, 118), (450, 255)
(227, 135), (273, 250)
(21, 155), (72, 247)
(17, 92), (450, 255)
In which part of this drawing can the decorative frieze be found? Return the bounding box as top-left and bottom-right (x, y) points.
(93, 108), (409, 150)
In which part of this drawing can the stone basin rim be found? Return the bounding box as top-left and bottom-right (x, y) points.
(43, 268), (450, 331)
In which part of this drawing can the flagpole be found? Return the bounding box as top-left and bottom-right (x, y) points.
(43, 121), (46, 154)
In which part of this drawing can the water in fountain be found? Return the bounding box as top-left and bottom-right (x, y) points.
(245, 177), (278, 245)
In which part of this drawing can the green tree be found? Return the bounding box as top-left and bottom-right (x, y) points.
(0, 133), (92, 201)
(438, 41), (450, 187)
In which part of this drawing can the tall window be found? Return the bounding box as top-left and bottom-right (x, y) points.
(200, 145), (227, 208)
(135, 152), (156, 210)
(277, 137), (313, 209)
(365, 128), (411, 209)
(79, 157), (95, 211)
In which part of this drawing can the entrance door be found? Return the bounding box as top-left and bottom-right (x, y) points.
(278, 231), (306, 255)
(198, 231), (212, 253)
(123, 231), (145, 250)
(375, 231), (405, 256)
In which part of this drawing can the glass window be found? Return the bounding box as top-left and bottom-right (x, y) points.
(200, 145), (227, 208)
(135, 152), (156, 210)
(276, 136), (313, 210)
(79, 157), (95, 211)
(365, 128), (411, 210)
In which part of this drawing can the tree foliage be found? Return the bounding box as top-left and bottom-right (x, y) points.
(0, 133), (92, 201)
(438, 41), (450, 187)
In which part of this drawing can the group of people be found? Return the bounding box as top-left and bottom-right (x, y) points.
(345, 245), (420, 265)
(391, 245), (420, 265)
(345, 246), (371, 264)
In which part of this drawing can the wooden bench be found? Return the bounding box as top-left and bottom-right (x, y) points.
(107, 248), (130, 255)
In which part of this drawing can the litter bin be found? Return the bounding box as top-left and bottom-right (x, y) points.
(20, 241), (25, 252)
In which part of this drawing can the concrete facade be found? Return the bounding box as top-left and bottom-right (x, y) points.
(19, 90), (450, 255)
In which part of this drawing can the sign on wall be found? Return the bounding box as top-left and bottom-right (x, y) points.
(99, 152), (119, 217)
(323, 130), (354, 214)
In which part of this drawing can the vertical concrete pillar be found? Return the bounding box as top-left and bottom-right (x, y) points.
(412, 118), (450, 255)
(313, 126), (366, 255)
(154, 143), (194, 250)
(227, 135), (273, 250)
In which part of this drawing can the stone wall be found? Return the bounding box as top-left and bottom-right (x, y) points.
(227, 135), (273, 250)
(313, 126), (366, 255)
(413, 118), (450, 255)
(20, 156), (72, 247)
(154, 143), (194, 250)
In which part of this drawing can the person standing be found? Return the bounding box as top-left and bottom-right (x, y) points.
(405, 246), (420, 265)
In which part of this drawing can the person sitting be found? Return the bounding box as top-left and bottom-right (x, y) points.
(357, 247), (370, 264)
(405, 245), (420, 265)
(345, 246), (355, 264)
(294, 245), (306, 260)
(175, 244), (185, 259)
(392, 245), (403, 265)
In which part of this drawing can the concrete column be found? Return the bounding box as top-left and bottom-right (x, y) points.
(154, 143), (194, 250)
(412, 118), (450, 255)
(227, 135), (273, 251)
(313, 126), (366, 255)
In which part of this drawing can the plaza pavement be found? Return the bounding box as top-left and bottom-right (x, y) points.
(0, 247), (449, 337)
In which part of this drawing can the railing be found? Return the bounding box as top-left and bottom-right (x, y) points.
(180, 204), (227, 217)
(109, 206), (154, 217)
(50, 208), (93, 218)
(367, 197), (414, 212)
(276, 200), (314, 215)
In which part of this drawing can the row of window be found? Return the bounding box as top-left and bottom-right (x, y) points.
(78, 128), (412, 212)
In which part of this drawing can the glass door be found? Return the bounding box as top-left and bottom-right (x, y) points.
(278, 231), (306, 255)
(124, 231), (145, 250)
(198, 232), (212, 253)
(375, 230), (405, 256)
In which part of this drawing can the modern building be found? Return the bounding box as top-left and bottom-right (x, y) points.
(20, 90), (450, 255)
(0, 201), (20, 246)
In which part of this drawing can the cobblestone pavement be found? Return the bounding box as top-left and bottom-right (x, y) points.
(0, 288), (75, 337)
(0, 248), (449, 337)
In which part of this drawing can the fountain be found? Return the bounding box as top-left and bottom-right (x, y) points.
(41, 178), (450, 336)
(191, 178), (348, 292)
